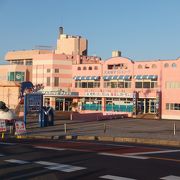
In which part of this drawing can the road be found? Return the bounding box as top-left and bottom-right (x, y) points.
(0, 139), (180, 180)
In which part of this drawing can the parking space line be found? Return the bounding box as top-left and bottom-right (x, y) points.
(34, 146), (66, 151)
(98, 152), (149, 159)
(124, 149), (180, 156)
(100, 174), (136, 180)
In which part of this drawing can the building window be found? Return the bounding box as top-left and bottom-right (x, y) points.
(83, 66), (87, 70)
(94, 66), (98, 70)
(47, 69), (51, 73)
(55, 69), (59, 73)
(164, 63), (169, 68)
(172, 63), (177, 68)
(166, 103), (180, 110)
(77, 67), (81, 70)
(89, 66), (92, 70)
(145, 64), (150, 69)
(54, 77), (59, 86)
(138, 64), (143, 69)
(135, 82), (143, 88)
(8, 72), (25, 82)
(152, 64), (157, 68)
(26, 60), (32, 65)
(46, 77), (50, 86)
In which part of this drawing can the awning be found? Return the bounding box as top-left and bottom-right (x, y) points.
(103, 76), (112, 80)
(74, 76), (100, 80)
(123, 75), (131, 80)
(134, 75), (158, 80)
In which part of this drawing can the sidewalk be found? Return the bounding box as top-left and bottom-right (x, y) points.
(24, 117), (180, 147)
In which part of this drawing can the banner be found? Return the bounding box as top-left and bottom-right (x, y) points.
(15, 121), (26, 135)
(132, 91), (138, 115)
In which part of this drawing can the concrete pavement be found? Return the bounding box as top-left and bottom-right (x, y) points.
(22, 117), (180, 147)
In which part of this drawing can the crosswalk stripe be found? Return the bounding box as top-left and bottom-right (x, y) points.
(98, 152), (149, 159)
(160, 175), (180, 180)
(45, 164), (86, 172)
(35, 161), (59, 166)
(5, 159), (29, 164)
(100, 175), (136, 180)
(35, 161), (86, 172)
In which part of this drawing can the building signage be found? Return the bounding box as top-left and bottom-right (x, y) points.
(84, 92), (133, 98)
(156, 91), (161, 119)
(41, 90), (79, 96)
(132, 91), (138, 115)
(104, 70), (131, 75)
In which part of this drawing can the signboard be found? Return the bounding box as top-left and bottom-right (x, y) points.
(104, 70), (131, 75)
(15, 121), (26, 135)
(0, 120), (6, 132)
(156, 91), (161, 119)
(84, 92), (133, 98)
(132, 91), (138, 115)
(24, 93), (43, 127)
(26, 93), (43, 112)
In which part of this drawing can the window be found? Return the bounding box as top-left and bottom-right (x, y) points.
(55, 69), (59, 73)
(166, 103), (180, 111)
(94, 66), (98, 70)
(143, 82), (151, 88)
(77, 67), (81, 70)
(172, 63), (177, 68)
(46, 77), (50, 86)
(164, 63), (169, 68)
(135, 82), (143, 88)
(145, 64), (150, 68)
(152, 64), (157, 68)
(26, 60), (32, 65)
(138, 64), (143, 69)
(47, 69), (51, 73)
(89, 66), (92, 70)
(108, 65), (113, 69)
(54, 77), (59, 86)
(83, 66), (87, 70)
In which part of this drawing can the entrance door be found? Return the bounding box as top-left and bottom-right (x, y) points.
(149, 99), (156, 114)
(55, 99), (64, 111)
(137, 99), (144, 114)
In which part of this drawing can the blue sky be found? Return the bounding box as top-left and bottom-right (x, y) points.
(1, 0), (180, 63)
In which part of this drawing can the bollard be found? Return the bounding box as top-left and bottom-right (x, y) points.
(103, 123), (106, 133)
(1, 132), (4, 139)
(173, 122), (176, 136)
(64, 123), (67, 134)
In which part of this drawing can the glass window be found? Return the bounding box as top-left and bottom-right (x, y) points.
(55, 69), (59, 73)
(46, 77), (50, 86)
(143, 82), (151, 88)
(166, 103), (170, 110)
(135, 82), (143, 88)
(94, 66), (98, 70)
(164, 63), (169, 68)
(83, 66), (87, 70)
(77, 67), (81, 70)
(88, 82), (93, 88)
(138, 64), (143, 69)
(118, 82), (124, 88)
(174, 104), (180, 110)
(89, 66), (92, 70)
(54, 77), (59, 86)
(47, 69), (51, 73)
(172, 63), (177, 68)
(82, 82), (87, 88)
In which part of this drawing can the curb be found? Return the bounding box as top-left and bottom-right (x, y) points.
(23, 134), (180, 147)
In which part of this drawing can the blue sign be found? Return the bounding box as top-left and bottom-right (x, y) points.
(24, 93), (43, 127)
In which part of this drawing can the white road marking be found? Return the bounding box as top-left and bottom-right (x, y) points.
(160, 175), (180, 180)
(5, 159), (29, 164)
(34, 146), (66, 151)
(100, 175), (136, 180)
(0, 142), (16, 145)
(35, 161), (59, 166)
(46, 163), (86, 172)
(98, 152), (149, 159)
(124, 149), (180, 156)
(35, 161), (86, 172)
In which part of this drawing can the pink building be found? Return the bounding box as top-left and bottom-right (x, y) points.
(2, 27), (180, 120)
